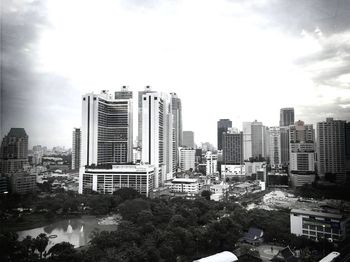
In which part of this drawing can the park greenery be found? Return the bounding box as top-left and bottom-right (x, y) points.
(0, 188), (340, 261)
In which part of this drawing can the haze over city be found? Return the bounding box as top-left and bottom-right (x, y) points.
(2, 0), (350, 148)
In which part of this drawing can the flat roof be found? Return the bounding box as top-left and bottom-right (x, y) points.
(172, 178), (198, 183)
(291, 209), (343, 219)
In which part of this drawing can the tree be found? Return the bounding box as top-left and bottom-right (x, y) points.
(113, 188), (140, 201)
(201, 190), (212, 200)
(35, 233), (49, 259)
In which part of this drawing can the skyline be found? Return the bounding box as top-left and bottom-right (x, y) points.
(2, 0), (350, 148)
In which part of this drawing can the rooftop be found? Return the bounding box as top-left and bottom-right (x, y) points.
(8, 128), (28, 138)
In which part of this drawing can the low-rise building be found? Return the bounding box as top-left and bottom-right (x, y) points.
(10, 172), (36, 194)
(178, 147), (196, 171)
(170, 178), (199, 195)
(79, 164), (154, 197)
(290, 208), (350, 242)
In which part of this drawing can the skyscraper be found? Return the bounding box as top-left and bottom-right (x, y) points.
(72, 128), (81, 170)
(137, 86), (155, 147)
(182, 131), (195, 148)
(217, 119), (232, 150)
(0, 128), (29, 173)
(81, 88), (133, 167)
(178, 147), (195, 171)
(289, 120), (315, 187)
(141, 92), (174, 188)
(243, 121), (268, 161)
(280, 126), (290, 166)
(317, 118), (346, 183)
(170, 93), (182, 168)
(222, 129), (243, 165)
(280, 108), (294, 127)
(269, 127), (281, 167)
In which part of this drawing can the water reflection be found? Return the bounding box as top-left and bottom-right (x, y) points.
(17, 216), (118, 251)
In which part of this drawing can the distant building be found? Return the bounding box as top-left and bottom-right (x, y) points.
(267, 171), (288, 188)
(0, 128), (29, 174)
(289, 120), (315, 187)
(280, 107), (294, 127)
(72, 128), (81, 170)
(137, 86), (155, 147)
(317, 118), (346, 183)
(171, 93), (183, 168)
(290, 208), (350, 242)
(222, 129), (243, 165)
(217, 119), (232, 150)
(178, 147), (195, 171)
(240, 227), (264, 245)
(280, 126), (289, 166)
(182, 131), (195, 148)
(195, 148), (203, 165)
(170, 178), (199, 195)
(269, 127), (281, 167)
(79, 164), (154, 197)
(245, 161), (266, 181)
(205, 151), (217, 175)
(10, 172), (36, 194)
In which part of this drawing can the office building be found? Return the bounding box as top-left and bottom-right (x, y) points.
(317, 118), (346, 183)
(0, 175), (9, 194)
(280, 107), (294, 127)
(170, 93), (183, 167)
(0, 128), (29, 174)
(170, 178), (199, 195)
(10, 172), (36, 194)
(206, 151), (217, 175)
(290, 208), (350, 242)
(222, 129), (243, 165)
(79, 164), (154, 197)
(141, 92), (174, 187)
(269, 127), (281, 167)
(289, 120), (315, 187)
(217, 119), (232, 150)
(280, 126), (290, 166)
(178, 147), (195, 171)
(81, 88), (133, 167)
(182, 131), (194, 148)
(137, 86), (155, 147)
(72, 128), (81, 170)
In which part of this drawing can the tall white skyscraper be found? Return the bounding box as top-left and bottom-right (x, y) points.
(243, 122), (252, 161)
(171, 93), (182, 169)
(178, 147), (195, 171)
(137, 86), (155, 148)
(243, 120), (268, 161)
(317, 118), (346, 183)
(289, 120), (315, 187)
(269, 127), (281, 167)
(80, 88), (133, 167)
(141, 92), (174, 188)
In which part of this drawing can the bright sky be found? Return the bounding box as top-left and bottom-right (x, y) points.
(2, 0), (350, 148)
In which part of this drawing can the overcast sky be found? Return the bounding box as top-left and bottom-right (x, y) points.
(1, 0), (350, 148)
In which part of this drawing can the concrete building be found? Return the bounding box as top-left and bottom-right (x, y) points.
(206, 151), (217, 175)
(79, 164), (154, 197)
(243, 122), (252, 161)
(10, 172), (36, 194)
(182, 131), (194, 148)
(0, 128), (29, 174)
(289, 120), (316, 187)
(137, 86), (155, 148)
(178, 147), (195, 171)
(217, 119), (232, 150)
(243, 121), (268, 161)
(269, 127), (281, 167)
(141, 92), (174, 187)
(245, 161), (267, 181)
(280, 126), (290, 166)
(72, 128), (81, 170)
(280, 107), (294, 127)
(290, 208), (350, 242)
(317, 118), (346, 183)
(0, 175), (9, 194)
(170, 178), (199, 195)
(81, 88), (133, 167)
(171, 93), (183, 168)
(222, 129), (243, 165)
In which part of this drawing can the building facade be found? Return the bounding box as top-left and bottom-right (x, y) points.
(280, 107), (294, 127)
(10, 172), (36, 194)
(206, 151), (218, 175)
(170, 93), (183, 168)
(182, 131), (195, 148)
(170, 178), (199, 195)
(137, 86), (155, 148)
(222, 130), (243, 165)
(79, 164), (154, 197)
(317, 118), (346, 183)
(217, 119), (232, 150)
(72, 128), (81, 170)
(178, 147), (195, 171)
(269, 127), (281, 167)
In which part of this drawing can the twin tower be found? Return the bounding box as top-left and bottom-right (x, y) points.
(79, 86), (182, 192)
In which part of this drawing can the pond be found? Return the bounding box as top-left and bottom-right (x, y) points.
(17, 215), (119, 251)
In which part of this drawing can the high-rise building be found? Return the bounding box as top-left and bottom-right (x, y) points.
(317, 118), (346, 183)
(141, 92), (174, 188)
(206, 151), (217, 175)
(72, 128), (81, 170)
(280, 107), (295, 127)
(0, 128), (29, 173)
(171, 92), (182, 149)
(269, 127), (281, 167)
(178, 147), (195, 171)
(137, 86), (155, 148)
(182, 131), (195, 148)
(217, 119), (232, 150)
(289, 120), (315, 187)
(243, 122), (252, 161)
(243, 121), (269, 161)
(222, 129), (243, 165)
(280, 126), (290, 166)
(80, 88), (133, 167)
